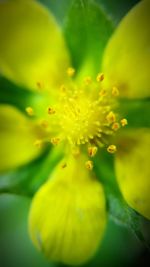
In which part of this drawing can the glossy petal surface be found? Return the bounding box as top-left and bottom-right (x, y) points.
(102, 0), (150, 98)
(0, 0), (70, 90)
(115, 129), (150, 219)
(29, 155), (106, 265)
(0, 105), (42, 172)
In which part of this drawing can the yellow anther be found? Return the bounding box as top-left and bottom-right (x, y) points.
(85, 160), (93, 170)
(50, 137), (60, 145)
(112, 86), (119, 96)
(112, 122), (120, 131)
(47, 107), (56, 115)
(96, 73), (104, 82)
(25, 106), (34, 116)
(84, 76), (92, 85)
(67, 67), (75, 77)
(41, 120), (49, 128)
(34, 139), (42, 148)
(99, 89), (107, 97)
(107, 145), (117, 154)
(121, 118), (128, 127)
(106, 111), (116, 124)
(88, 146), (98, 157)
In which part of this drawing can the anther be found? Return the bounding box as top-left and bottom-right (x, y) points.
(112, 86), (119, 96)
(96, 73), (104, 82)
(88, 146), (98, 157)
(112, 122), (120, 131)
(106, 111), (116, 124)
(47, 107), (56, 115)
(107, 145), (117, 154)
(67, 67), (75, 77)
(50, 137), (60, 145)
(85, 160), (93, 170)
(25, 106), (34, 116)
(120, 118), (128, 127)
(99, 89), (107, 97)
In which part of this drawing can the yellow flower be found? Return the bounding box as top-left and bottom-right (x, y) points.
(0, 0), (150, 265)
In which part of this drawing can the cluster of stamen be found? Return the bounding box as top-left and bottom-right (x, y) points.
(26, 68), (127, 170)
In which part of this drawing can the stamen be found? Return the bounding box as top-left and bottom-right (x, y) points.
(35, 71), (125, 158)
(50, 137), (60, 145)
(106, 111), (116, 124)
(107, 145), (117, 154)
(112, 122), (120, 131)
(88, 146), (98, 157)
(120, 118), (128, 127)
(67, 67), (75, 77)
(99, 89), (107, 97)
(25, 106), (34, 116)
(96, 73), (104, 82)
(85, 160), (93, 170)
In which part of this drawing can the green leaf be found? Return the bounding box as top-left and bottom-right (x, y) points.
(119, 98), (150, 128)
(0, 76), (40, 114)
(64, 0), (114, 74)
(95, 0), (139, 25)
(37, 0), (139, 75)
(38, 0), (73, 25)
(0, 146), (63, 197)
(0, 76), (49, 118)
(94, 151), (150, 249)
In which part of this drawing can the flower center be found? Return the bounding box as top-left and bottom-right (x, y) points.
(57, 88), (106, 146)
(26, 68), (127, 169)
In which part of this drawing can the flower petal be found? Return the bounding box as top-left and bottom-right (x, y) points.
(0, 0), (70, 90)
(115, 129), (150, 219)
(102, 0), (150, 98)
(29, 155), (107, 265)
(0, 105), (43, 173)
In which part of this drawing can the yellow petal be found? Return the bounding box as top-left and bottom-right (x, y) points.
(0, 104), (42, 172)
(102, 0), (150, 98)
(29, 155), (106, 265)
(0, 0), (70, 90)
(115, 129), (150, 219)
